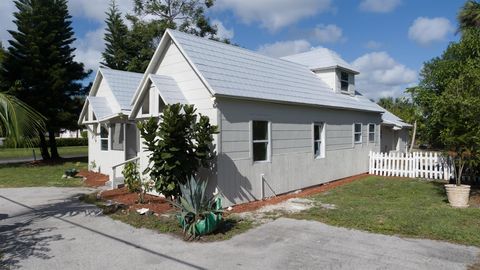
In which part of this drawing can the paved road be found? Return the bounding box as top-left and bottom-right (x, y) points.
(0, 188), (478, 270)
(0, 154), (87, 165)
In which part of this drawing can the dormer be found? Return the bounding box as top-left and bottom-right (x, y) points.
(281, 48), (359, 96)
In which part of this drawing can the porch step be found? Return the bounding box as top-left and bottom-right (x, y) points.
(105, 176), (125, 189)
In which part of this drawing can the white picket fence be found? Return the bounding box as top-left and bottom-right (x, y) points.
(369, 151), (453, 180)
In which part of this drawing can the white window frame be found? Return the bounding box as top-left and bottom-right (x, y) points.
(368, 123), (375, 143)
(353, 123), (362, 144)
(100, 125), (109, 151)
(313, 122), (325, 159)
(251, 120), (271, 163)
(340, 71), (349, 92)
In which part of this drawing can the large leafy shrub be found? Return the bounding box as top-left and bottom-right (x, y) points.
(137, 104), (218, 198)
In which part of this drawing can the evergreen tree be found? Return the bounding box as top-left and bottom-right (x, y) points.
(102, 0), (130, 70)
(2, 0), (90, 160)
(124, 0), (220, 72)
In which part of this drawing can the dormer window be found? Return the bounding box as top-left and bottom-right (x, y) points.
(340, 71), (349, 92)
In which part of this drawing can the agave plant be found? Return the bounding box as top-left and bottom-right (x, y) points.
(0, 92), (45, 147)
(171, 176), (222, 240)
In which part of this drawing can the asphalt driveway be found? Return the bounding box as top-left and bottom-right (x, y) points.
(0, 187), (478, 270)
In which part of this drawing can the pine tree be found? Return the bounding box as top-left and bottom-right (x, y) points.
(2, 0), (90, 160)
(102, 0), (130, 70)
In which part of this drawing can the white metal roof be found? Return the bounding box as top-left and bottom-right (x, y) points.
(87, 96), (114, 120)
(166, 29), (381, 113)
(149, 74), (188, 104)
(281, 48), (359, 74)
(382, 110), (412, 128)
(100, 67), (144, 111)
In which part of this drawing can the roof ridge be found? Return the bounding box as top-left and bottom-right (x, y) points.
(166, 29), (312, 69)
(99, 66), (144, 76)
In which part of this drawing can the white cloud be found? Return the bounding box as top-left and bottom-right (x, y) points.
(364, 40), (382, 50)
(68, 0), (133, 22)
(73, 27), (105, 71)
(312, 24), (344, 43)
(212, 19), (234, 40)
(359, 0), (401, 13)
(257, 40), (312, 58)
(408, 17), (454, 46)
(352, 52), (417, 98)
(215, 0), (332, 31)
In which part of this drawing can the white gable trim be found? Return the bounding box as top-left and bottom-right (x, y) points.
(129, 30), (215, 108)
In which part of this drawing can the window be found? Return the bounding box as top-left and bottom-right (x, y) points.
(142, 91), (150, 115)
(354, 123), (362, 144)
(252, 121), (269, 162)
(314, 123), (325, 159)
(111, 123), (124, 151)
(100, 126), (109, 151)
(368, 124), (375, 143)
(340, 71), (349, 92)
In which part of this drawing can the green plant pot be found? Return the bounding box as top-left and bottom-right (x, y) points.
(178, 212), (222, 235)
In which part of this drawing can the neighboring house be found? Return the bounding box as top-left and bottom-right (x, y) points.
(78, 67), (143, 179)
(79, 29), (411, 205)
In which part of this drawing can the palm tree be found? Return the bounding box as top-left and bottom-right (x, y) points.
(0, 92), (45, 147)
(458, 0), (480, 31)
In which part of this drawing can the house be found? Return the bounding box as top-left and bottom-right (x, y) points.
(78, 67), (143, 181)
(379, 110), (411, 153)
(79, 29), (411, 205)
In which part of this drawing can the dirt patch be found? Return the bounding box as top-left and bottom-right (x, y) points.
(78, 170), (109, 187)
(100, 187), (173, 214)
(235, 198), (316, 224)
(230, 173), (367, 213)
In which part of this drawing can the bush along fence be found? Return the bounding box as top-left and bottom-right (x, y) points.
(369, 151), (454, 180)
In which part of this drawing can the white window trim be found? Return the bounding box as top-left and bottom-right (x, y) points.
(367, 123), (376, 144)
(140, 86), (153, 118)
(313, 122), (326, 159)
(353, 123), (362, 144)
(251, 120), (271, 163)
(100, 125), (109, 151)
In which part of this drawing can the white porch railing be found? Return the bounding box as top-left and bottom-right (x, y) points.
(111, 156), (140, 189)
(369, 151), (453, 180)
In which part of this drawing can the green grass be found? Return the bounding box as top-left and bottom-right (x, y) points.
(79, 192), (255, 242)
(289, 176), (480, 247)
(0, 159), (87, 188)
(0, 146), (87, 160)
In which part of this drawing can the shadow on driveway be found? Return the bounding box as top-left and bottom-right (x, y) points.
(0, 194), (206, 270)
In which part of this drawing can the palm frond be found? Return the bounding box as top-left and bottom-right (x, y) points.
(0, 92), (46, 147)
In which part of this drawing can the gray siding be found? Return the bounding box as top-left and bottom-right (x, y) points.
(217, 98), (381, 205)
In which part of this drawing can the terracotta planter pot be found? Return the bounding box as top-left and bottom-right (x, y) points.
(445, 184), (470, 208)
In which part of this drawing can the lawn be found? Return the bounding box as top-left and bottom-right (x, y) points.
(0, 158), (88, 188)
(0, 146), (87, 160)
(289, 176), (480, 247)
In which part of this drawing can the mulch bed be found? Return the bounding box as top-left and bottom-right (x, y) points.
(100, 187), (173, 214)
(78, 170), (109, 187)
(230, 173), (368, 213)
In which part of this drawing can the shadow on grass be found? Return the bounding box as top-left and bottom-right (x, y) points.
(0, 193), (207, 270)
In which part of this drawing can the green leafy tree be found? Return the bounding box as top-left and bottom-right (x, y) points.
(409, 15), (480, 183)
(102, 0), (130, 70)
(138, 104), (218, 198)
(124, 0), (220, 72)
(458, 0), (480, 31)
(2, 0), (90, 160)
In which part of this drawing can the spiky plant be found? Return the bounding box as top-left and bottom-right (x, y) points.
(171, 176), (222, 240)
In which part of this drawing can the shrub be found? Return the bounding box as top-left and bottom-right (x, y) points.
(138, 104), (218, 199)
(122, 162), (141, 193)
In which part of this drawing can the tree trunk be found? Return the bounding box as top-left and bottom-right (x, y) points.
(38, 131), (50, 160)
(48, 130), (60, 159)
(409, 120), (417, 152)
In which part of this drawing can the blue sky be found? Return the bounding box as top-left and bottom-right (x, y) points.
(0, 0), (465, 99)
